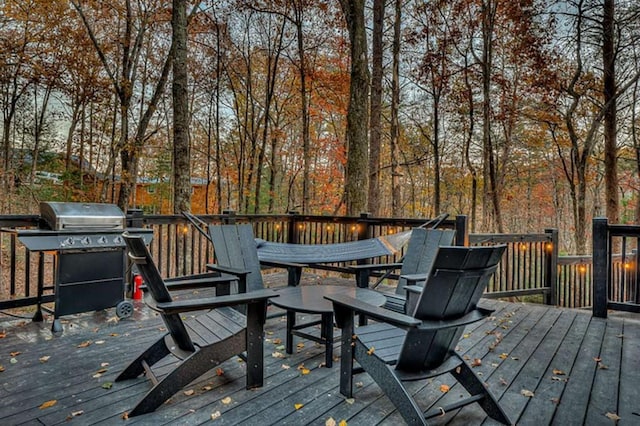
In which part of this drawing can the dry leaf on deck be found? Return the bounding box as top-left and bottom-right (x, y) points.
(471, 358), (482, 367)
(39, 356), (50, 363)
(216, 368), (224, 376)
(520, 389), (534, 398)
(77, 341), (92, 348)
(221, 397), (232, 405)
(605, 412), (621, 421)
(326, 418), (337, 426)
(440, 384), (450, 393)
(367, 347), (375, 355)
(39, 400), (57, 409)
(184, 389), (195, 396)
(10, 351), (21, 357)
(272, 351), (285, 359)
(552, 368), (565, 375)
(102, 382), (113, 389)
(294, 403), (304, 410)
(339, 420), (347, 426)
(0, 332), (6, 338)
(211, 411), (221, 420)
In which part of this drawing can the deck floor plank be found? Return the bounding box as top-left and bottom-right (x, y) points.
(0, 284), (638, 426)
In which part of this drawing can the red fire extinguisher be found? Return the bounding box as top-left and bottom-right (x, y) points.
(133, 274), (144, 300)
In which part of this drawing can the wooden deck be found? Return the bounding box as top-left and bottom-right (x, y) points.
(0, 275), (638, 425)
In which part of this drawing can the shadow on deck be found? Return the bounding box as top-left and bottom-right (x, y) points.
(0, 273), (638, 425)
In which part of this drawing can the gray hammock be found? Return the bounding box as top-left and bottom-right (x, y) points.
(254, 231), (412, 264)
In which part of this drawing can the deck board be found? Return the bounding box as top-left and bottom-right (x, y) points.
(0, 279), (638, 426)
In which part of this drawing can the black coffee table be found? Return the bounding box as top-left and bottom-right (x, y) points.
(270, 285), (386, 367)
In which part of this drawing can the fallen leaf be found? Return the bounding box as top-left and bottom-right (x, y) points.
(294, 403), (304, 410)
(0, 366), (4, 372)
(552, 368), (565, 375)
(202, 385), (212, 391)
(326, 418), (337, 426)
(499, 353), (509, 360)
(95, 368), (108, 374)
(500, 377), (508, 386)
(122, 412), (129, 420)
(275, 345), (286, 351)
(605, 412), (621, 421)
(273, 338), (282, 344)
(471, 358), (482, 367)
(10, 358), (17, 364)
(184, 389), (195, 396)
(339, 421), (348, 426)
(216, 368), (224, 376)
(70, 410), (84, 417)
(367, 347), (375, 355)
(222, 397), (232, 404)
(300, 368), (311, 375)
(92, 373), (103, 379)
(521, 389), (534, 398)
(77, 341), (92, 348)
(345, 398), (355, 405)
(355, 382), (363, 388)
(39, 356), (50, 363)
(598, 362), (609, 370)
(211, 411), (221, 420)
(101, 362), (109, 367)
(282, 364), (290, 370)
(272, 351), (285, 359)
(550, 398), (560, 404)
(440, 384), (450, 393)
(552, 376), (568, 382)
(463, 333), (471, 339)
(102, 382), (113, 389)
(10, 351), (21, 357)
(0, 332), (6, 338)
(594, 357), (602, 362)
(95, 340), (105, 345)
(296, 342), (305, 349)
(110, 333), (119, 337)
(40, 400), (57, 409)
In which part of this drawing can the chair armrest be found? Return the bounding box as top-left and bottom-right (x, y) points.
(404, 285), (423, 295)
(163, 272), (237, 290)
(325, 294), (421, 329)
(401, 273), (428, 286)
(155, 289), (278, 314)
(206, 263), (250, 278)
(417, 307), (494, 331)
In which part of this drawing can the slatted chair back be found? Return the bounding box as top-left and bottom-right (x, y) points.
(397, 244), (506, 371)
(209, 224), (264, 292)
(394, 227), (456, 297)
(124, 233), (196, 352)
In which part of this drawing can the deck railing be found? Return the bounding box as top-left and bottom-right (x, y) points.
(0, 211), (632, 314)
(592, 217), (640, 318)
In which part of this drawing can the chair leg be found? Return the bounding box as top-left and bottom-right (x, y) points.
(116, 336), (171, 381)
(128, 334), (244, 417)
(353, 340), (427, 426)
(451, 355), (512, 425)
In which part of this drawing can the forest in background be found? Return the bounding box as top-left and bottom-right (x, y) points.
(1, 0), (640, 254)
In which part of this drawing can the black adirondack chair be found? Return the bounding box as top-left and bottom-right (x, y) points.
(117, 233), (276, 417)
(326, 244), (512, 426)
(350, 227), (456, 312)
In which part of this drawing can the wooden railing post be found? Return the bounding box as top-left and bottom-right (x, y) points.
(592, 217), (609, 318)
(287, 211), (300, 244)
(544, 228), (559, 305)
(455, 215), (469, 246)
(126, 208), (144, 228)
(222, 209), (236, 224)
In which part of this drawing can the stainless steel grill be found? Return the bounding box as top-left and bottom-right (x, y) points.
(7, 202), (153, 332)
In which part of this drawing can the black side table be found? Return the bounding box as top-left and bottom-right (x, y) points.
(270, 285), (386, 367)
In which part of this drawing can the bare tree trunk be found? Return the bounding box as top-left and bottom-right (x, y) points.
(390, 0), (401, 217)
(603, 0), (618, 223)
(368, 0), (384, 216)
(340, 0), (369, 216)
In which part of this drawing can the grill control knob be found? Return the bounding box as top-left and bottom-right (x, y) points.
(113, 236), (123, 244)
(64, 237), (75, 246)
(98, 236), (108, 244)
(81, 237), (91, 245)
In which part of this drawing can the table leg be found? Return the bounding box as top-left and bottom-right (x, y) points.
(286, 310), (295, 354)
(321, 312), (333, 368)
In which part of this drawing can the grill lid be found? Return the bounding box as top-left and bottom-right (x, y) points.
(40, 202), (126, 230)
